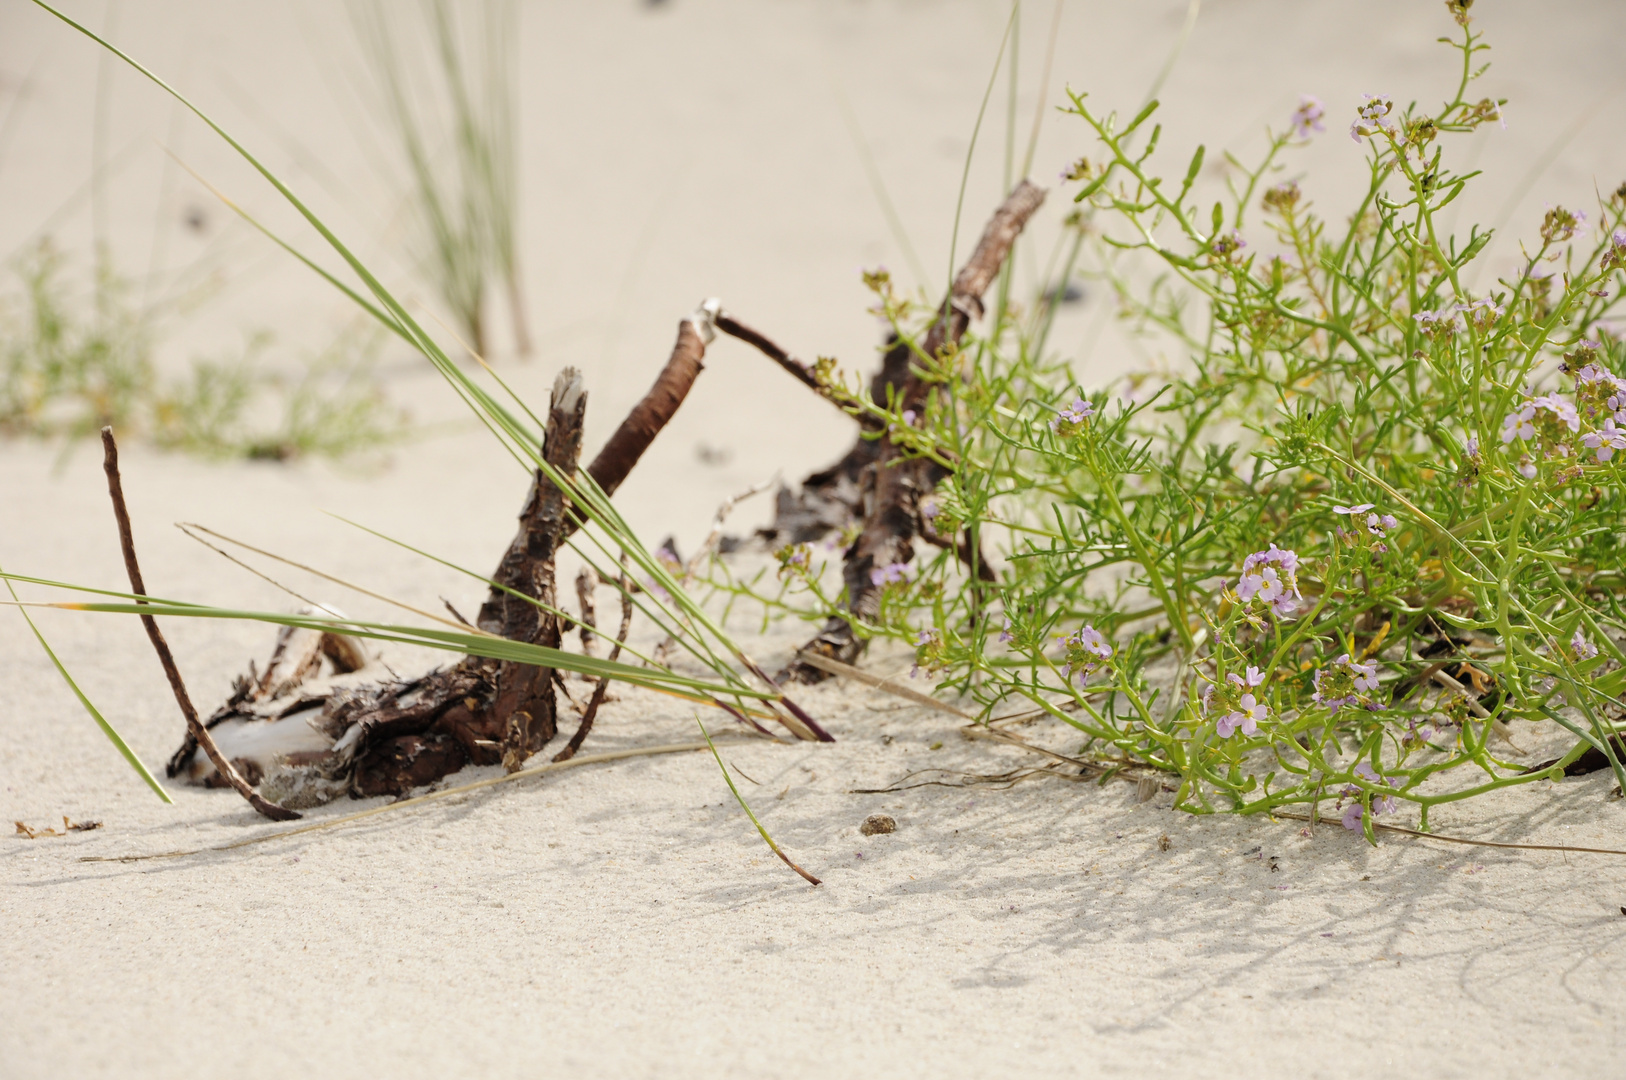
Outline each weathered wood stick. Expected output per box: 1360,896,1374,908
481,368,587,772
100,427,300,822
586,301,716,499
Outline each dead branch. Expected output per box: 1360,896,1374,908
575,566,598,658
780,180,1047,681
171,302,773,803
714,310,843,411
554,560,633,762
100,427,300,822
586,301,717,499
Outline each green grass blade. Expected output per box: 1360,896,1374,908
2,565,171,803
2,590,773,702
696,715,820,885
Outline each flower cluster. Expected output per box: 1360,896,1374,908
774,543,812,580
1203,666,1269,739
1349,94,1396,143
1603,230,1626,273
1333,502,1398,547
1312,653,1383,713
1261,181,1301,216
1058,625,1113,686
1570,354,1626,464
1413,297,1504,338
1540,206,1586,244
1235,545,1300,617
912,628,945,678
1463,96,1504,129
1412,304,1465,339
1051,396,1095,437
1208,230,1247,262
1062,157,1094,182
1339,762,1399,830
1290,96,1325,139
1501,393,1579,450
870,561,910,587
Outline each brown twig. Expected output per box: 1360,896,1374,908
714,310,843,411
99,428,300,822
574,566,598,658
554,560,634,762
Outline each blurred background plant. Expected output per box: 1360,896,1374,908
0,239,405,459
349,0,530,361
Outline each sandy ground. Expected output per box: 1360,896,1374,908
6,1,1626,1077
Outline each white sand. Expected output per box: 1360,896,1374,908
6,2,1626,1076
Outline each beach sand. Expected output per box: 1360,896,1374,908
5,2,1626,1076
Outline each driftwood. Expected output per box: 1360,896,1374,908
169,303,745,803
725,181,1047,681
165,181,1043,803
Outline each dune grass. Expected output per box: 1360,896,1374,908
349,0,530,359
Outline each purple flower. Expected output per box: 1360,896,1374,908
1312,653,1382,712
1073,625,1113,660
1465,435,1480,457
870,561,909,587
1236,546,1301,617
1573,629,1599,660
1501,404,1537,444
1291,95,1326,138
1413,305,1465,337
1341,803,1365,830
1349,659,1380,694
1541,206,1586,244
1333,503,1375,516
1461,297,1505,330
998,619,1015,644
1349,94,1395,142
1582,418,1626,462
921,498,941,520
1365,512,1398,537
1519,459,1538,480
1209,231,1247,260
1534,393,1581,432
1051,396,1095,435
1228,665,1266,689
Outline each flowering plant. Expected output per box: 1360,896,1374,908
713,5,1626,840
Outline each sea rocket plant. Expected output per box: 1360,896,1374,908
710,6,1626,837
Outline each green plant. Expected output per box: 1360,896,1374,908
715,4,1626,838
0,245,406,460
